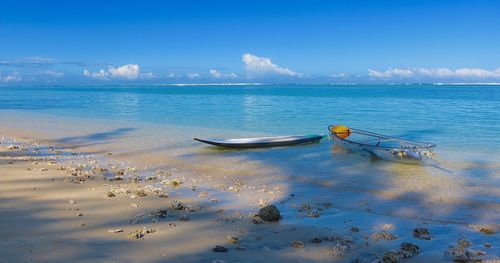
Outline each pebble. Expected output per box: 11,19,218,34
413,227,431,240
69,200,76,204
226,235,240,244
371,231,398,241
178,215,189,221
310,237,323,243
130,203,139,208
350,227,360,233
107,191,116,198
292,240,305,248
252,215,264,225
212,245,228,253
107,229,124,233
128,228,156,239
258,205,281,222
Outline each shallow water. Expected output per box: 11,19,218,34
1,84,499,225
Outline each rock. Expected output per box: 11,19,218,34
128,228,156,239
382,251,403,263
157,193,168,198
310,237,323,243
351,227,360,233
171,200,186,210
235,246,247,251
77,213,83,217
69,200,76,204
413,227,431,240
226,235,240,244
371,231,398,241
252,215,264,224
133,189,147,197
400,242,419,255
292,240,305,248
178,215,189,221
258,205,280,222
198,191,208,198
484,243,492,248
130,203,139,208
107,229,124,233
107,191,116,198
212,245,228,252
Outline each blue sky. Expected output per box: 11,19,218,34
1,0,500,84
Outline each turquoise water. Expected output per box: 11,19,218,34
1,84,499,224
1,84,499,160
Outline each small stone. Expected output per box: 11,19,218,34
252,215,264,224
134,189,147,197
226,235,240,244
130,203,139,208
212,245,228,252
413,227,431,240
400,242,419,255
371,231,397,241
235,246,247,251
258,205,280,222
350,227,360,233
158,193,168,198
310,237,323,243
178,215,189,221
484,243,492,248
77,213,83,217
79,223,86,227
382,251,403,263
69,200,76,204
128,228,156,239
107,191,116,198
292,240,305,248
198,191,208,198
107,229,124,233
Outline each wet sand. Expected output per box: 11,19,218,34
0,135,499,263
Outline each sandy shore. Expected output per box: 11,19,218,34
0,136,498,263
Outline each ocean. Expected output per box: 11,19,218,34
1,84,499,225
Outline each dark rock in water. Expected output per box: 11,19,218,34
445,239,485,262
413,227,431,240
178,214,189,221
382,251,403,263
212,245,228,252
226,235,240,244
400,242,420,254
258,205,280,222
350,227,360,233
252,215,264,224
310,237,323,243
171,200,186,210
371,231,398,241
292,240,305,248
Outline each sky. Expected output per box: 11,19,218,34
1,0,500,84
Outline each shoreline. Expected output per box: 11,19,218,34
1,133,498,262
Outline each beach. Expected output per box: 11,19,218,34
0,85,499,263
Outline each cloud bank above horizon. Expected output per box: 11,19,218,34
2,53,500,84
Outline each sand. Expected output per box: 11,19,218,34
0,135,498,263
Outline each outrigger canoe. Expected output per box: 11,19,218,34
328,125,435,164
194,134,325,148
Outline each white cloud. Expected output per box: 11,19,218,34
83,64,152,80
43,70,64,78
186,73,200,79
368,67,500,79
1,72,22,82
242,53,299,77
209,69,237,79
